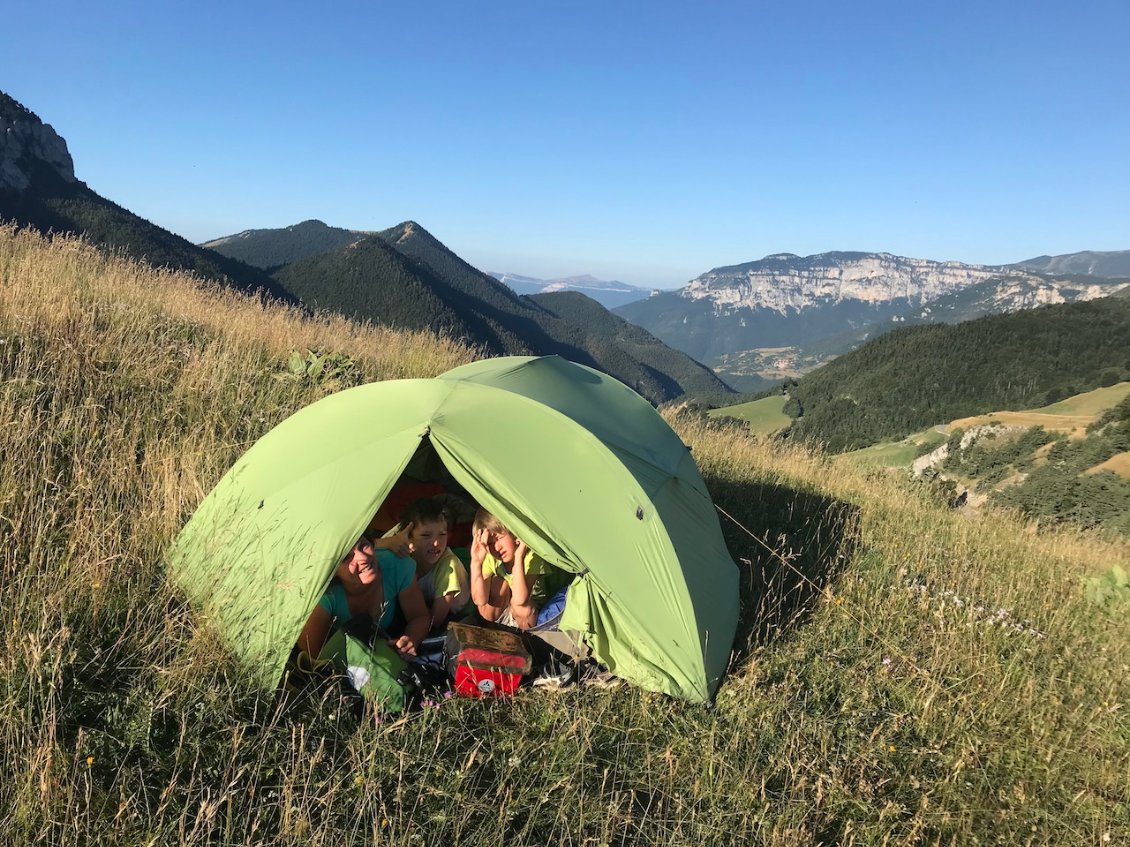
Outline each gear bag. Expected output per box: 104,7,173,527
319,629,408,713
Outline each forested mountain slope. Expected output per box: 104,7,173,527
275,222,734,404
527,291,735,404
788,297,1130,450
201,219,367,269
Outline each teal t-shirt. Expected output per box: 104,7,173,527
318,549,416,631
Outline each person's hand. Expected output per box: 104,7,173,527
389,634,416,659
514,538,529,570
470,527,489,566
376,522,414,558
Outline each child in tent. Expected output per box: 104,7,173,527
398,497,470,629
468,508,584,661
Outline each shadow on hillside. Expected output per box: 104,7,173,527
704,474,860,666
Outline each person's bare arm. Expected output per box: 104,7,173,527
508,541,539,630
391,578,430,658
509,539,532,607
469,528,506,620
430,594,453,630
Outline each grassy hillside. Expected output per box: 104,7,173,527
837,430,947,470
1,226,1127,845
708,394,792,435
789,297,1130,451
837,384,1130,534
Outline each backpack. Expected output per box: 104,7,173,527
319,629,408,714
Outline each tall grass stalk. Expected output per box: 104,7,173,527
1,226,1126,845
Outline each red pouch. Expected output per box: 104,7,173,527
444,622,532,697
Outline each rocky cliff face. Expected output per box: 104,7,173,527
0,93,76,193
910,273,1129,327
682,252,1044,315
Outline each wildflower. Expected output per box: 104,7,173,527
881,656,892,667
354,775,363,786
888,745,896,752
92,581,102,590
86,756,94,766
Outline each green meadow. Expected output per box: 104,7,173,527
708,394,791,435
836,430,947,471
1036,382,1130,416
1,227,1127,846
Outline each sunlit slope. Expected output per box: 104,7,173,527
788,299,1130,450
707,394,791,435
1,226,1126,846
840,382,1130,470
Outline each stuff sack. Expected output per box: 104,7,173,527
320,629,408,713
444,622,532,697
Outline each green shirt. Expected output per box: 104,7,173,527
418,548,469,606
482,550,571,609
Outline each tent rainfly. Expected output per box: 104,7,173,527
168,356,739,702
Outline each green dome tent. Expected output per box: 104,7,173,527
168,356,738,702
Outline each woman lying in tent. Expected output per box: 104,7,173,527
297,534,431,661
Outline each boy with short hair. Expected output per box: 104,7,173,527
398,497,470,629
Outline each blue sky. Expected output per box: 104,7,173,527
4,1,1128,287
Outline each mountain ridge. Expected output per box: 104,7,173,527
271,219,735,404
616,250,1129,382
1010,250,1130,278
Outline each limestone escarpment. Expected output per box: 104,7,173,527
0,93,76,193
682,252,1041,315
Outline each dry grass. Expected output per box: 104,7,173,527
947,411,1093,437
1086,451,1130,479
1,225,1127,846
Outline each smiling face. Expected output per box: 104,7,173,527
336,536,378,590
487,529,518,565
408,518,449,568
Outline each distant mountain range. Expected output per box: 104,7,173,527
489,272,654,309
616,251,1129,388
8,87,1129,412
1010,250,1130,278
